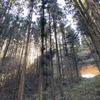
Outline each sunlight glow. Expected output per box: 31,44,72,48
57,0,65,6
82,74,95,78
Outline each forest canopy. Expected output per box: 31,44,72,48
0,0,100,100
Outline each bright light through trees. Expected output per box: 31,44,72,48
57,0,65,6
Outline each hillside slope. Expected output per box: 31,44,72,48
68,75,100,100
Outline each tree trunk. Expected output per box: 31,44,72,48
49,12,55,100
74,0,100,61
12,45,24,100
17,1,33,99
53,18,64,98
1,27,14,66
38,0,45,100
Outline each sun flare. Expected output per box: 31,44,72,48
82,74,95,78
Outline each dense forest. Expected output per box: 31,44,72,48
0,0,100,100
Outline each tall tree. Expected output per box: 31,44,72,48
17,1,34,100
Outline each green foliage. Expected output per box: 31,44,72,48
69,75,100,100
41,49,56,66
0,5,4,17
77,19,90,36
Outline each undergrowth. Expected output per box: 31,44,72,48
68,75,100,100
24,75,100,100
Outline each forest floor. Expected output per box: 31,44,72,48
0,48,100,100
68,75,100,100
23,74,100,100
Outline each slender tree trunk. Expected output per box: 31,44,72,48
59,42,64,81
53,18,64,98
1,64,8,99
71,41,79,82
14,40,19,57
38,0,45,100
78,0,100,37
44,35,48,90
1,27,14,66
17,29,30,100
1,15,19,65
12,45,24,100
17,1,33,100
61,31,71,100
49,12,55,100
74,0,100,61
